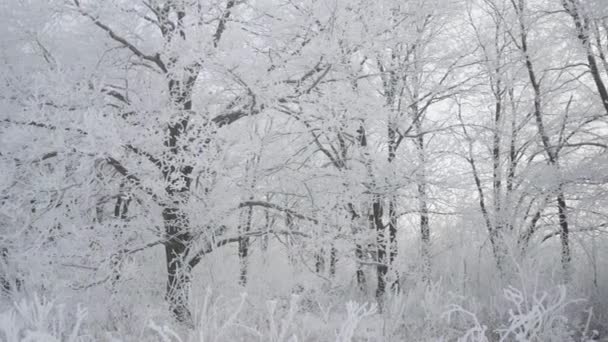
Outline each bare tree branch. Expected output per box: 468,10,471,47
239,200,318,224
188,229,310,268
2,118,88,136
213,0,236,47
104,156,159,201
124,144,162,169
73,0,167,73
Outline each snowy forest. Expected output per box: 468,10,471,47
2,0,608,340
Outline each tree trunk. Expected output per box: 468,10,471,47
373,199,387,302
358,122,389,303
238,204,253,286
262,208,270,253
163,207,193,325
387,196,398,291
354,242,366,291
419,200,430,281
162,96,194,324
329,244,337,278
0,247,22,296
385,123,399,292
315,248,325,274
514,0,571,279
557,191,571,279
349,202,366,290
285,212,297,266
506,88,517,232
354,126,369,290
460,111,507,274
416,119,431,283
563,0,608,116
492,86,503,232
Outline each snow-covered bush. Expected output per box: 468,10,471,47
0,294,87,342
496,285,581,341
444,283,587,342
146,290,376,342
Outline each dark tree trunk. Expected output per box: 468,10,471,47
262,207,271,254
557,191,571,279
329,245,337,278
111,191,130,287
113,183,131,220
285,212,297,266
349,202,366,290
373,199,387,302
163,207,193,325
384,124,399,292
238,204,253,286
514,0,571,279
506,88,518,232
490,84,507,275
354,126,369,290
355,243,367,291
0,247,10,294
415,120,431,283
358,121,390,303
419,198,430,281
0,247,22,295
387,197,398,291
162,89,194,324
563,0,608,116
315,248,325,274
461,113,507,274
492,85,503,232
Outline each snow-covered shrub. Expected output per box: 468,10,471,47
496,285,582,341
0,294,87,342
146,289,378,342
444,283,586,342
376,281,459,340
335,301,376,342
443,304,489,342
147,289,252,342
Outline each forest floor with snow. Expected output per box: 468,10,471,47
1,261,606,342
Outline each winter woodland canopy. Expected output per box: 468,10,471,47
2,0,608,340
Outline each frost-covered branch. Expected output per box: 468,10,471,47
73,0,167,73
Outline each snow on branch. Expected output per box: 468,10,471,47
73,0,168,73
238,200,318,224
